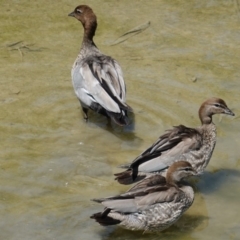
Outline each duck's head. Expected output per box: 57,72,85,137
68,5,97,33
199,97,234,124
166,161,196,184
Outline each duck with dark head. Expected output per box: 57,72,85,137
68,5,132,126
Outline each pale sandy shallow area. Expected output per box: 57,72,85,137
0,1,239,239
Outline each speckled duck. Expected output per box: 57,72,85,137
115,97,234,184
91,161,196,232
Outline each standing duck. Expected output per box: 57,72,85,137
115,97,234,184
91,161,196,232
68,5,132,125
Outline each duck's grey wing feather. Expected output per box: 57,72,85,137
87,56,130,109
103,59,126,100
73,54,131,114
79,63,122,113
95,187,179,213
93,185,168,203
127,174,166,192
123,125,202,177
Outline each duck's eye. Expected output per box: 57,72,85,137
76,9,82,14
214,103,221,107
185,167,192,172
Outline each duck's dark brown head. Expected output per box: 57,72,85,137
199,97,234,124
166,161,196,185
68,5,97,39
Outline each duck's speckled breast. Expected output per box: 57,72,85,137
185,123,216,173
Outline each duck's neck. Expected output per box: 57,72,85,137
200,115,212,125
82,20,97,47
199,106,213,125
166,172,179,187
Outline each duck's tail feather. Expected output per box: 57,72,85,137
125,103,133,112
90,212,121,226
109,110,131,126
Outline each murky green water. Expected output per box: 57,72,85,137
0,0,239,239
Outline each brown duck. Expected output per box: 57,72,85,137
115,97,234,184
91,161,196,232
68,5,132,125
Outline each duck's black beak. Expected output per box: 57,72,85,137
224,108,235,116
68,11,75,17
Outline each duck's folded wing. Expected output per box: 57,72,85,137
136,188,180,210
79,56,130,112
127,174,166,192
94,187,179,213
128,125,202,173
93,183,169,203
79,64,119,113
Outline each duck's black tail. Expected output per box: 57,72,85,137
109,110,131,126
90,212,121,226
108,101,133,126
91,102,132,126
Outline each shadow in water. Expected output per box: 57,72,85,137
87,111,141,143
192,168,240,194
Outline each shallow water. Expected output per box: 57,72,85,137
0,0,239,239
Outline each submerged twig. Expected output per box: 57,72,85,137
17,47,23,60
110,21,150,46
234,0,240,20
6,41,45,59
6,41,23,47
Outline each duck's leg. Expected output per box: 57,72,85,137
82,107,89,122
106,116,111,126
